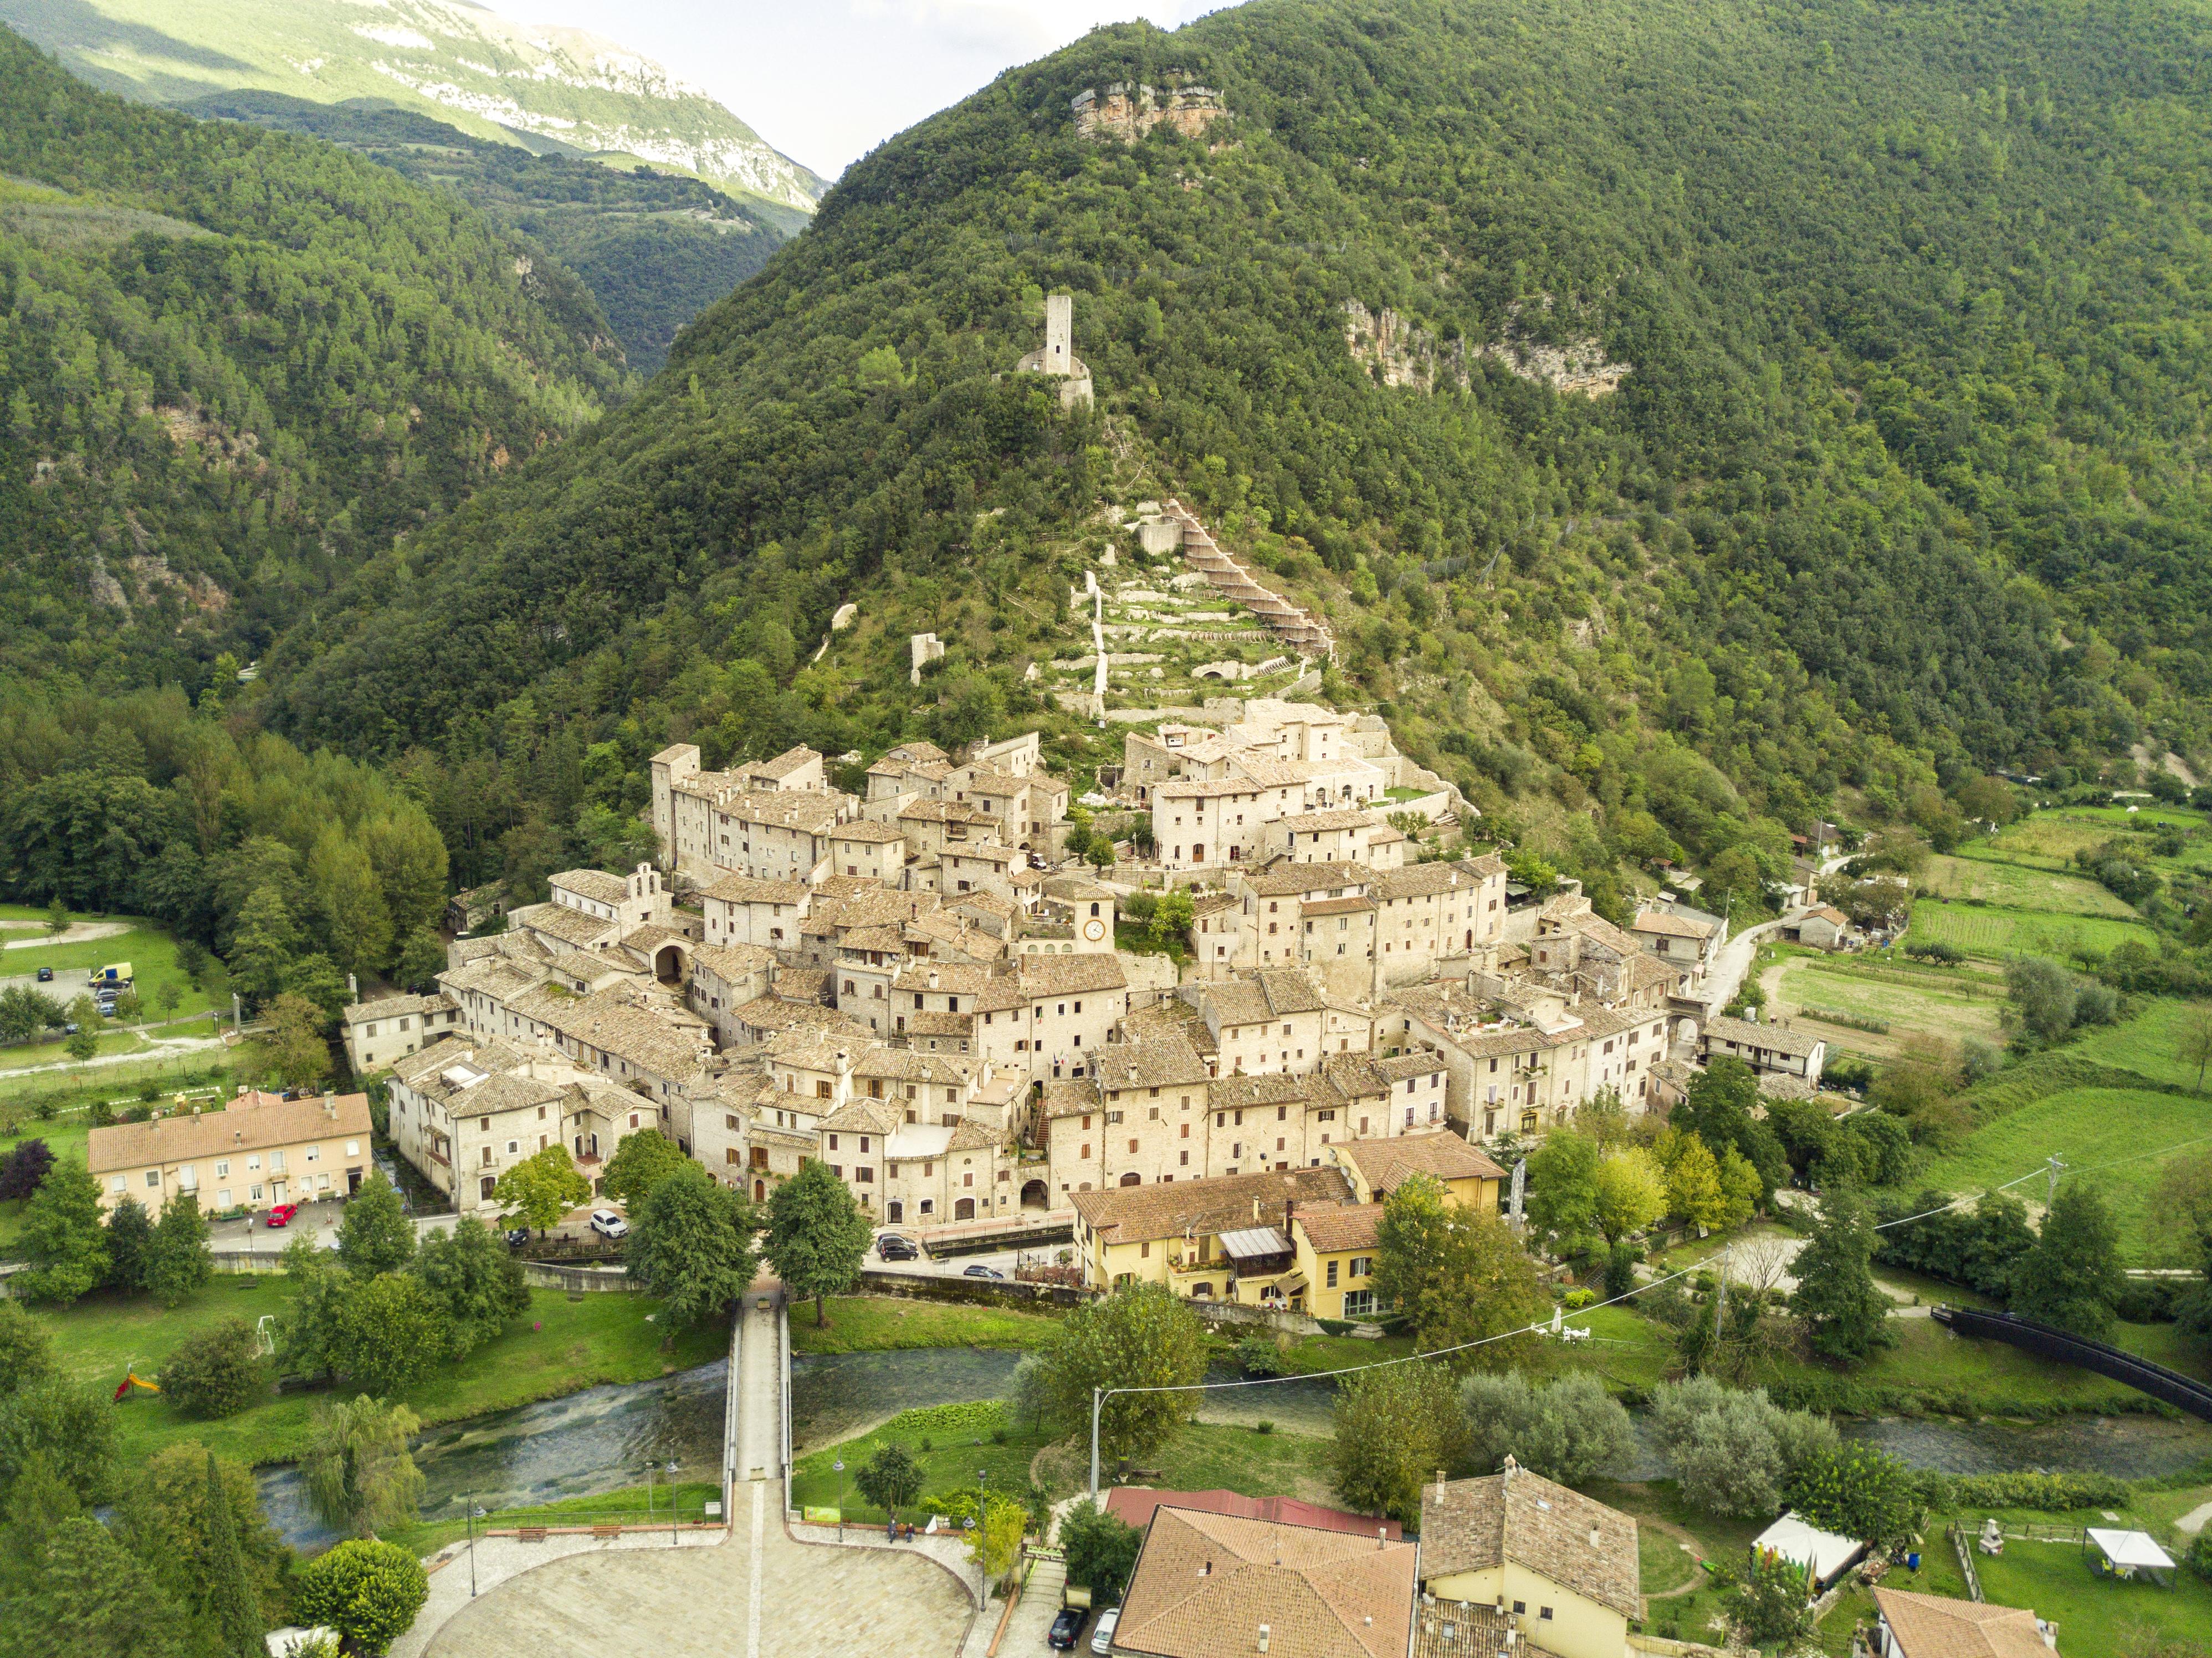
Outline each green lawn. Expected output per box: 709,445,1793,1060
1968,1536,2212,1657
34,1280,724,1466
1924,854,2142,917
1915,1086,2208,1262
790,1399,1047,1521
1906,900,2159,962
787,1294,1064,1354
1150,1420,1336,1502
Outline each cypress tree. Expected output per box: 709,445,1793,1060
202,1452,264,1658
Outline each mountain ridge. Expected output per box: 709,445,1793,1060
0,0,825,220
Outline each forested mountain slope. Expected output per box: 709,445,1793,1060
0,29,629,685
263,0,2212,903
0,0,824,221
182,92,787,372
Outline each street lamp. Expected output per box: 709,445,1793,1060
467,1496,486,1598
834,1459,846,1541
668,1461,679,1544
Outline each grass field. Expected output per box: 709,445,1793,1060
1905,899,2159,961
2070,998,2212,1093
1775,957,2006,1048
35,1279,724,1466
1914,1086,2211,1263
787,1295,1064,1354
383,1478,723,1557
1923,854,2142,917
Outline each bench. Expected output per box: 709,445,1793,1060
518,1527,547,1543
591,1525,623,1541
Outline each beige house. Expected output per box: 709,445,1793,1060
1419,1463,1640,1658
340,990,460,1074
1872,1587,2060,1658
1109,1505,1415,1658
90,1090,373,1216
1699,1013,1827,1088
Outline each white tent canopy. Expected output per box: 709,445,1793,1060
1752,1511,1868,1590
2087,1529,2175,1571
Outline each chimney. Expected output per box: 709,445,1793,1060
1377,1526,1388,1549
348,973,358,1000
1590,1526,1602,1549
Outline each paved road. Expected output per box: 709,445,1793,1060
1697,919,1782,1016
420,1287,976,1658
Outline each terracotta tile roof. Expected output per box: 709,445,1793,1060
1411,1600,1555,1658
1871,1589,2055,1658
91,1091,372,1173
1334,1132,1506,1194
1369,861,1498,902
1630,909,1709,940
1041,1078,1102,1121
1704,1015,1822,1060
1292,1201,1383,1254
1015,954,1127,996
1113,1507,1416,1658
1240,861,1371,897
718,788,847,833
342,991,454,1025
1417,1465,1638,1620
831,819,909,843
1104,1489,1400,1541
1093,1035,1213,1092
699,874,809,905
549,868,632,906
1073,1165,1352,1244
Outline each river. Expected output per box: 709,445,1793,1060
256,1344,2212,1550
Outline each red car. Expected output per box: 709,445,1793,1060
265,1203,299,1228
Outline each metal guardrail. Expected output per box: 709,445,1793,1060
1933,1304,2212,1421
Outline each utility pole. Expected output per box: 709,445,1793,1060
1712,1244,1730,1344
2045,1155,2066,1209
1089,1386,1104,1497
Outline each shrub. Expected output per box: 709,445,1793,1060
1735,1553,1813,1645
1236,1334,1287,1376
1561,1288,1596,1311
1950,1471,2131,1511
159,1318,267,1419
293,1539,428,1656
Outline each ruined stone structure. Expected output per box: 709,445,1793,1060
1015,293,1094,410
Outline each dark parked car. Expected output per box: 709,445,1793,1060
34,967,52,982
505,1227,531,1251
1047,1607,1088,1650
962,1263,1005,1280
876,1235,919,1261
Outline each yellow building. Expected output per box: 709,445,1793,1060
1419,1462,1640,1658
1286,1201,1385,1321
1069,1165,1354,1301
1325,1129,1507,1211
89,1090,375,1216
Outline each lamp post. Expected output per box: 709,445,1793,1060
978,1466,989,1603
467,1496,485,1598
834,1459,846,1541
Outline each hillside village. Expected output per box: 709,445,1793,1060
339,665,1833,1311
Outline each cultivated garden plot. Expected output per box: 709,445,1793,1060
1921,853,2143,917
1904,899,2158,962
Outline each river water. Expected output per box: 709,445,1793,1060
256,1344,2212,1550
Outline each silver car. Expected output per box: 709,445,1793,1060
1090,1609,1119,1654
588,1208,629,1239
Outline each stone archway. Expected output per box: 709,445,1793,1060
1118,1171,1141,1187
954,1197,976,1221
652,941,688,985
1020,1179,1049,1211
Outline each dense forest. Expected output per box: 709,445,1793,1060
181,93,788,373
226,0,2212,912
11,0,2212,956
0,29,630,690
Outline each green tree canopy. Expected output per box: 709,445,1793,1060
300,1398,425,1538
147,1188,213,1308
625,1163,760,1333
1789,1193,1894,1363
2011,1182,2126,1340
491,1145,591,1236
597,1128,693,1209
762,1160,870,1326
1371,1174,1545,1365
411,1217,529,1357
292,1539,429,1657
16,1159,108,1305
1327,1360,1468,1524
1038,1282,1207,1465
336,1171,416,1276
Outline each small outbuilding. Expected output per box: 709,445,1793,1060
1750,1511,1868,1594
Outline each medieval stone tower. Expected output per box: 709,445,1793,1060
1015,294,1094,410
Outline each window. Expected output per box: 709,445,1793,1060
216,1160,231,1179
1342,1288,1375,1317
109,1175,126,1194
345,1139,361,1157
1325,1260,1339,1288
829,1134,839,1150
145,1170,161,1189
506,1140,519,1155
250,1184,264,1202
270,1150,286,1172
1539,1608,1554,1623
217,1189,231,1207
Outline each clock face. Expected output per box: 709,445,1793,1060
1083,918,1107,941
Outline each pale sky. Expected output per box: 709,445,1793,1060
498,0,1243,180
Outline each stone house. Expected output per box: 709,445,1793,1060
1042,1034,1217,1195
339,990,460,1075
685,942,776,1049
1194,967,1330,1077
1369,857,1509,974
386,1038,646,1211
1698,1013,1826,1088
826,818,908,883
971,953,1129,1082
699,873,811,950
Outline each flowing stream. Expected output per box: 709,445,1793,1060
256,1343,2212,1550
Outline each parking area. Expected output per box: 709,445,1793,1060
867,1231,1033,1283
